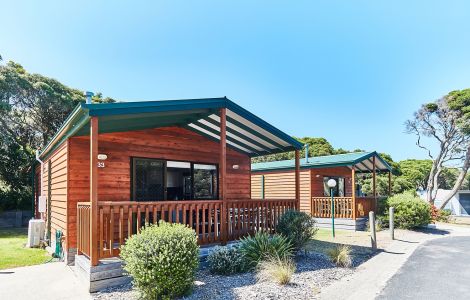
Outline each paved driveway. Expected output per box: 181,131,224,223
378,236,470,300
0,262,90,300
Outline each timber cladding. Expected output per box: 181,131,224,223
67,126,251,249
40,141,68,249
251,166,353,213
251,170,311,212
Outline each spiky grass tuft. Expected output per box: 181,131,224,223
256,255,296,285
326,244,352,268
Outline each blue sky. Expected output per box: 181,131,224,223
2,1,470,161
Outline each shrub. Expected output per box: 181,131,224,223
256,255,296,285
430,205,440,223
326,245,352,268
277,210,318,251
120,221,199,300
239,231,293,269
386,193,431,229
206,246,248,275
438,209,452,222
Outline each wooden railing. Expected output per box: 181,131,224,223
311,196,378,219
77,198,296,260
355,197,376,218
311,197,354,218
77,202,91,257
226,199,295,241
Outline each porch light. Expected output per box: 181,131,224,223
97,154,108,160
327,179,336,238
232,164,239,169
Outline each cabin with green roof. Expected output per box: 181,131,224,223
34,97,304,291
251,151,392,230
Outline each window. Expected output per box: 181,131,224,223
193,164,218,200
132,158,218,201
323,176,345,197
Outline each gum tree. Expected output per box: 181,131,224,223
406,90,470,206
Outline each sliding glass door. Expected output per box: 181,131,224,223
132,158,218,201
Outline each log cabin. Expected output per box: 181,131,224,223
251,151,392,230
34,97,304,277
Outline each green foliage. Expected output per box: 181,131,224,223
239,231,293,269
277,210,317,251
256,255,296,285
0,59,114,210
120,222,199,300
383,192,431,229
437,209,452,222
447,88,470,134
206,246,248,275
398,159,432,190
326,245,352,268
251,136,363,163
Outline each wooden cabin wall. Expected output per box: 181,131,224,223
251,170,311,213
67,126,251,249
40,141,68,249
311,167,353,198
251,166,353,214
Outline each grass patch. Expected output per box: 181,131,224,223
0,228,49,270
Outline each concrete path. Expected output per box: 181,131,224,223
320,224,470,300
377,235,470,299
0,262,91,300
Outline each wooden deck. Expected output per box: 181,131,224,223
77,198,296,260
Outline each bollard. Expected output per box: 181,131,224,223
389,207,395,240
369,211,377,250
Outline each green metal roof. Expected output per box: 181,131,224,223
251,151,392,172
39,97,303,159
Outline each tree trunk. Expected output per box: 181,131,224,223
440,147,470,209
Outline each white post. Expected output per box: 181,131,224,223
369,211,377,250
389,207,395,240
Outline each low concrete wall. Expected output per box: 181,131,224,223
0,210,32,228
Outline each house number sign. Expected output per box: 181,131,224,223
98,162,105,168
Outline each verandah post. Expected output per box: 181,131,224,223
295,150,300,211
90,117,99,266
351,167,356,220
219,108,227,245
373,155,377,213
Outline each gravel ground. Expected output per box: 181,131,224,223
93,252,368,300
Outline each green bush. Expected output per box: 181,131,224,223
206,246,248,275
120,222,199,300
384,192,431,229
239,231,293,269
437,208,452,222
277,210,318,251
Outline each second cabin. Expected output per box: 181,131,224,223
251,151,392,231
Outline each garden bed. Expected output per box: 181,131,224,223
93,251,371,300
